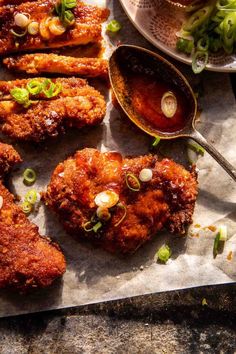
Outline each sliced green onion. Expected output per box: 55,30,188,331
217,0,236,11
176,38,194,54
21,201,33,214
10,87,30,108
218,225,228,241
156,245,172,263
152,136,161,147
93,221,102,233
64,0,77,8
139,168,153,182
107,19,122,33
23,168,36,185
222,12,236,53
24,189,39,205
10,28,27,37
63,10,75,26
83,221,94,232
213,231,221,258
125,173,141,192
114,202,127,227
185,0,205,13
42,79,62,98
197,36,209,51
27,80,43,95
183,5,214,32
192,50,209,74
96,207,111,221
187,141,205,156
161,91,177,118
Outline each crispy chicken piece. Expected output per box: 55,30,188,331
4,54,108,78
44,148,198,254
0,142,66,291
0,0,109,55
0,77,106,142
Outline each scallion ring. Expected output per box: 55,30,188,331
114,202,127,227
21,201,33,214
107,19,122,33
156,245,172,263
197,36,209,52
63,10,75,26
10,87,30,107
27,80,43,95
192,50,209,74
10,28,28,37
125,173,141,192
23,168,36,185
42,79,62,98
161,91,177,118
24,189,39,205
152,136,161,147
64,0,77,9
83,221,94,232
93,221,102,233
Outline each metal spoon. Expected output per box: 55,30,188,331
108,44,236,181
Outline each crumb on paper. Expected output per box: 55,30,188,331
227,251,233,261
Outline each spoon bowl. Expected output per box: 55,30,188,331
109,45,236,181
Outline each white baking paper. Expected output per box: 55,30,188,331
0,0,235,317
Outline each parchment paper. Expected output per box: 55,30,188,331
0,0,236,318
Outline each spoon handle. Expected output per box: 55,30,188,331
190,130,236,182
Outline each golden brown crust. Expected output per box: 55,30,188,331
4,54,108,78
0,143,66,291
0,141,22,177
44,148,198,254
0,0,109,55
0,77,106,141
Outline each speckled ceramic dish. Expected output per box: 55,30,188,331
119,0,236,72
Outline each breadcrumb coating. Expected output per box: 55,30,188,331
44,148,198,254
0,142,66,291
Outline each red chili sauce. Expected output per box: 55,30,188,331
129,75,189,134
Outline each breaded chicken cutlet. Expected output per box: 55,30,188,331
0,0,109,55
44,148,198,254
0,142,66,291
4,54,108,78
0,77,106,142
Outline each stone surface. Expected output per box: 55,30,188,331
0,285,236,353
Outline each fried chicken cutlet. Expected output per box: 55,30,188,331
44,148,198,254
4,54,108,78
0,142,66,291
0,0,109,55
0,77,106,142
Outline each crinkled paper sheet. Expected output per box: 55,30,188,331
0,0,236,317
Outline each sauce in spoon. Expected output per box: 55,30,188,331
129,74,190,134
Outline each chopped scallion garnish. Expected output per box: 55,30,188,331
152,136,161,147
83,221,94,232
156,245,172,263
23,168,37,185
107,19,122,33
10,87,31,108
24,189,38,205
125,173,141,192
42,79,62,98
93,221,102,233
27,80,43,95
21,201,33,214
219,225,228,241
114,202,127,227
